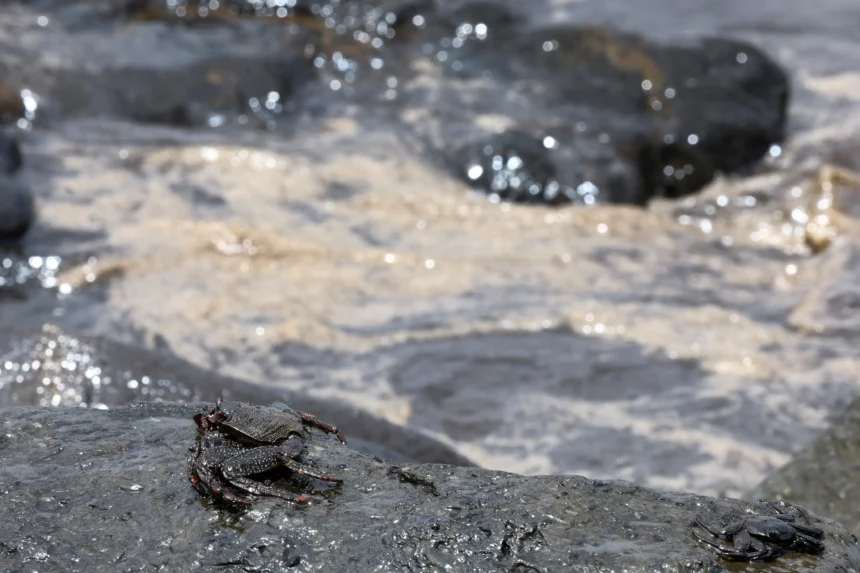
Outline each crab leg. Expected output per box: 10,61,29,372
761,499,815,526
692,529,750,559
692,529,773,561
760,499,825,539
793,524,825,538
695,516,744,538
794,532,826,553
218,443,339,500
280,458,344,483
221,475,315,504
297,410,347,444
276,440,344,483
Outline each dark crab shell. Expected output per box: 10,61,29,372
206,401,306,445
194,398,346,446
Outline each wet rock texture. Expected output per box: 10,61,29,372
749,394,860,539
0,324,475,467
0,0,788,205
2,402,859,573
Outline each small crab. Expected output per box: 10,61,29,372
195,397,346,446
692,501,825,562
188,399,346,505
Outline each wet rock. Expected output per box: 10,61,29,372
1,1,787,204
748,394,860,538
451,129,646,205
0,8,319,127
431,16,789,205
0,176,33,241
0,84,24,124
0,323,474,466
46,55,316,128
0,130,32,241
1,402,858,572
0,130,21,174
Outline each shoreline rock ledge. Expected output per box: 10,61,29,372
748,394,860,540
2,403,859,572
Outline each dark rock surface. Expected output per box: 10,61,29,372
429,16,789,205
0,130,32,241
0,176,34,241
2,402,858,573
0,130,21,175
449,129,645,205
748,394,860,539
0,324,474,467
0,0,789,205
0,23,318,128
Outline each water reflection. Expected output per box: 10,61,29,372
0,324,196,409
0,254,64,292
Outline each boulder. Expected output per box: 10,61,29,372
426,14,789,204
1,402,858,572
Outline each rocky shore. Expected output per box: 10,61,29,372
3,0,860,569
748,393,860,539
2,401,859,572
2,325,860,571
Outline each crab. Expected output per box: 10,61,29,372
187,399,346,505
195,398,347,446
692,500,825,562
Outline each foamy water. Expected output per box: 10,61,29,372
4,0,860,498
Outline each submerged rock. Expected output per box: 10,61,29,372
748,394,860,538
0,324,474,466
0,402,858,572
